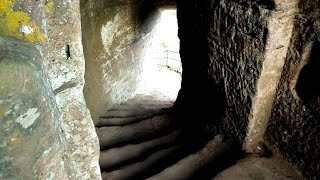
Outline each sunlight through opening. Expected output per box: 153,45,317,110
135,9,181,101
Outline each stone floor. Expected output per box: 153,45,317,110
95,97,303,180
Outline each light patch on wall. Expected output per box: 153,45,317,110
0,0,45,43
49,64,77,90
43,148,52,155
101,14,120,55
100,12,134,56
20,25,33,34
15,108,40,128
244,0,298,152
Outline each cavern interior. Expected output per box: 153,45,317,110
0,0,319,179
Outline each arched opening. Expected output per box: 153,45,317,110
80,2,190,178
81,1,180,121
135,9,181,101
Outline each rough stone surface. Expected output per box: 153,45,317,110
81,0,162,122
1,0,319,179
207,0,272,144
266,1,320,179
244,0,298,152
42,0,101,178
176,0,273,143
1,0,101,179
0,0,45,43
0,37,67,179
176,0,319,178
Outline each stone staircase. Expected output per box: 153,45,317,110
96,97,302,180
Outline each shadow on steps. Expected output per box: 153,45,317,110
96,98,240,180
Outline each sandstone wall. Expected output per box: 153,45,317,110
176,0,273,143
0,37,68,179
80,0,162,122
42,0,101,178
0,0,100,179
207,0,273,144
177,0,318,178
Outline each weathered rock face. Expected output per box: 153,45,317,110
176,0,274,143
266,1,320,178
176,0,319,178
207,0,274,144
42,0,101,178
80,0,162,122
0,37,67,179
1,0,319,179
0,0,100,179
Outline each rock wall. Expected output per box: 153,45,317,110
0,0,100,179
207,0,273,144
176,0,319,178
176,0,273,143
80,0,162,122
41,0,101,178
0,37,68,179
266,1,320,178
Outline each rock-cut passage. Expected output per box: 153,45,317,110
95,96,302,180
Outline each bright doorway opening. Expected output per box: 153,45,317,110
135,9,181,101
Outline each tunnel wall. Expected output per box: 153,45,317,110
207,1,274,144
81,0,162,121
0,37,68,179
176,0,273,143
0,0,101,179
177,0,319,178
266,1,320,178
